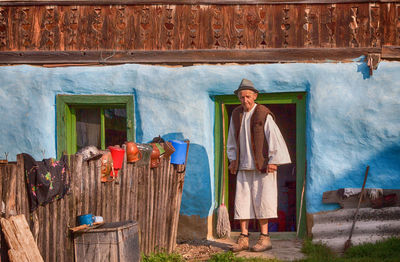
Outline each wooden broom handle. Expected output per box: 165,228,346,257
221,103,226,205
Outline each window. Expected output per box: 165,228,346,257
56,95,134,158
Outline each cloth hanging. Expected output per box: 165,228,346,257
22,153,70,212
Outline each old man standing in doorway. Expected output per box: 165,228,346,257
227,78,291,252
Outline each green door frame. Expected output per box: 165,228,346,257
56,95,135,159
214,92,307,238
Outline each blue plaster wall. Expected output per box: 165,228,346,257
0,61,399,217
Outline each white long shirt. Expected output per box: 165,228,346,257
227,104,291,170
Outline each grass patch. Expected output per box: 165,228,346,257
299,237,400,262
343,237,400,262
300,238,337,261
142,252,184,262
209,251,281,262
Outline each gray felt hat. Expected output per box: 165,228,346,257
234,79,259,95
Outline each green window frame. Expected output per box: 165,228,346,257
214,92,307,238
56,95,135,159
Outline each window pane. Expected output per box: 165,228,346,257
76,108,101,150
105,108,127,147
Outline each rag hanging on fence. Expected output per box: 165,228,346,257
22,153,70,212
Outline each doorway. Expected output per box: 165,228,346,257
214,92,306,237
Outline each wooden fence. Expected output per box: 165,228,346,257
0,152,186,261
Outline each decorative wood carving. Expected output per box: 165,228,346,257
211,5,223,48
233,5,245,48
258,7,268,48
62,6,79,50
40,6,59,50
138,6,150,49
396,4,400,45
17,7,33,49
326,4,336,47
370,3,381,47
0,3,397,55
281,6,290,48
188,5,199,49
115,5,127,49
349,7,359,47
0,8,8,48
164,6,175,49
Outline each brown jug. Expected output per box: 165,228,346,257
125,141,142,163
150,143,160,168
100,151,113,182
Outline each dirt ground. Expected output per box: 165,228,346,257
176,233,305,261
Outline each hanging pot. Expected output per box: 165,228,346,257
108,146,125,177
150,143,160,168
100,150,112,182
125,141,142,163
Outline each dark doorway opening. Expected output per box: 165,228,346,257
226,103,297,232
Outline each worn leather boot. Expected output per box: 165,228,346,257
231,233,249,252
251,233,272,252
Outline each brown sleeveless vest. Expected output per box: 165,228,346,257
231,104,274,173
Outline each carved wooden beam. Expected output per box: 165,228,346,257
382,45,400,58
0,48,381,64
1,0,400,5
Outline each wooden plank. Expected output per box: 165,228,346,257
382,45,400,58
160,158,169,250
323,189,400,208
58,197,65,261
66,155,76,261
1,0,400,6
95,158,101,219
0,48,384,64
100,169,107,220
88,160,95,217
171,171,185,252
131,163,137,221
0,214,44,262
120,162,127,221
169,166,177,252
5,164,17,218
49,203,56,262
149,167,155,252
137,166,145,253
153,165,161,251
75,155,83,218
16,155,23,216
43,205,50,261
82,161,89,215
36,207,43,261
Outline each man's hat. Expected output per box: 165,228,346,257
234,78,259,95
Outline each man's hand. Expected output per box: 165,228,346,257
228,160,238,174
267,164,278,173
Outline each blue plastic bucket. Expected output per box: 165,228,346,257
169,140,187,165
78,214,94,226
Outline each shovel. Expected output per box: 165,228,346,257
344,165,370,252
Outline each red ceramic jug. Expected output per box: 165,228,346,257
125,141,142,163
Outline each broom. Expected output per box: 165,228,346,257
216,103,231,239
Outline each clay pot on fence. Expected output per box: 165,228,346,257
125,141,142,163
100,151,113,182
150,143,160,168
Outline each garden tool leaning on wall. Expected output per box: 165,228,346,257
216,103,231,238
344,165,370,251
